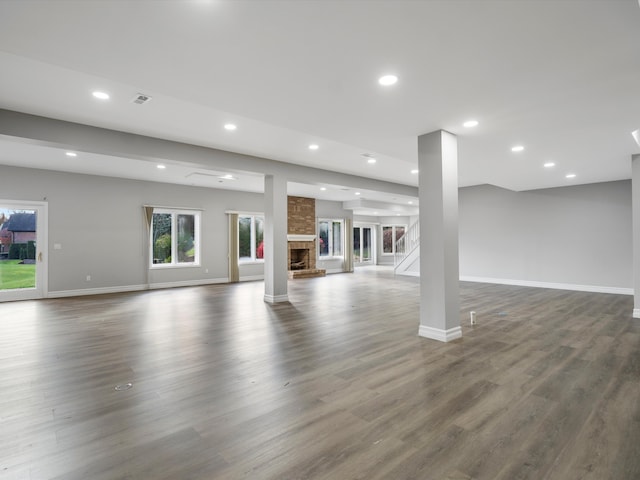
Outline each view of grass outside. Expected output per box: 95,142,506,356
1,208,38,290
0,260,36,289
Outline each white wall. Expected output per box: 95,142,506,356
353,215,378,224
0,165,265,295
0,166,357,295
5,164,629,296
459,181,633,292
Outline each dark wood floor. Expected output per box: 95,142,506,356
1,267,639,479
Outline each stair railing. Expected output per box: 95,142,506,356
394,221,419,269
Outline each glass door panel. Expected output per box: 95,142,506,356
353,225,374,266
362,227,372,262
0,202,46,302
353,227,361,263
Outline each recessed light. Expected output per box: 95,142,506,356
355,192,361,196
411,169,419,174
408,201,413,205
308,144,319,150
65,152,77,157
544,162,555,168
511,145,525,152
362,153,377,164
220,174,236,180
374,212,378,215
224,124,237,131
92,91,110,100
378,75,398,86
566,173,576,179
463,120,479,128
157,164,166,170
320,187,327,191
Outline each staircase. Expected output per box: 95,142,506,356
394,221,420,276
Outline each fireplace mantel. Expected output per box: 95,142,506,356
287,234,316,242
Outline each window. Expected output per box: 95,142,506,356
318,219,343,257
382,225,406,255
151,209,200,267
239,214,264,262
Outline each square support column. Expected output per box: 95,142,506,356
264,174,289,303
418,130,461,341
633,154,640,318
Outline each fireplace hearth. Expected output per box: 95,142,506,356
287,238,325,279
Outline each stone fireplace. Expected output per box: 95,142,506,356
287,196,326,279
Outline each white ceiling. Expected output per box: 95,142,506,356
0,0,639,214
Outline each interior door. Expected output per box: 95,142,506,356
0,201,47,302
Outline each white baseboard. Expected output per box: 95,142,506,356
264,294,289,303
418,325,462,342
239,275,264,282
48,278,229,299
460,276,633,296
323,268,344,275
395,270,420,277
48,284,148,298
149,278,228,290
633,308,640,319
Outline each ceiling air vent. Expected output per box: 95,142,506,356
132,93,152,105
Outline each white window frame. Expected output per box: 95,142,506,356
238,214,265,264
150,208,201,268
381,224,407,256
318,218,344,259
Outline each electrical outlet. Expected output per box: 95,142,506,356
86,275,91,282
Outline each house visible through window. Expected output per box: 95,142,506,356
239,214,264,262
318,219,343,257
382,225,406,254
151,209,200,266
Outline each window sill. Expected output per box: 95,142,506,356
150,263,201,270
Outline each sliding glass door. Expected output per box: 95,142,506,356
0,201,47,301
353,225,374,265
